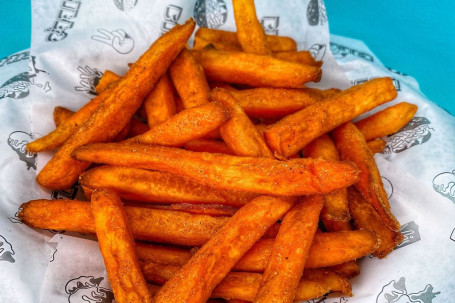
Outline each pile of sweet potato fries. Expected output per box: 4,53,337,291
19,0,418,302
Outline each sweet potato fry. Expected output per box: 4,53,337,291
367,138,387,154
332,122,400,231
304,87,341,99
254,196,323,303
273,51,322,67
151,195,296,303
302,134,350,223
26,84,114,153
355,102,418,141
191,50,321,88
18,199,229,246
194,28,297,52
136,242,192,266
141,203,238,217
169,48,210,109
95,70,121,94
27,69,122,153
348,187,404,258
127,102,230,147
127,119,149,137
229,87,321,118
143,73,177,128
324,261,360,279
233,0,270,55
265,77,397,158
35,19,196,189
212,88,274,158
142,264,350,301
72,143,359,196
79,165,257,206
184,139,236,155
214,271,350,301
51,106,141,142
91,190,151,303
53,106,75,127
235,230,378,271
301,269,352,296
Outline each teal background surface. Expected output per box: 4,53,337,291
0,0,453,114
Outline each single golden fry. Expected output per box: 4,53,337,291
355,102,418,141
235,230,378,271
214,271,350,302
36,19,196,189
51,107,143,142
212,88,274,158
324,261,360,279
91,190,152,303
27,70,121,153
151,196,296,303
192,50,321,88
184,139,236,155
265,77,397,158
348,187,404,258
332,122,400,231
127,119,149,137
136,242,192,267
95,70,121,94
233,0,270,55
273,51,322,67
18,199,229,246
143,73,177,128
194,27,297,52
255,196,323,303
26,84,113,153
72,143,359,196
367,138,387,154
229,87,321,118
79,165,257,207
141,203,237,217
128,102,229,147
53,106,75,128
302,134,350,223
301,269,352,296
169,48,211,109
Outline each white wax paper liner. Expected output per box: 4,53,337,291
0,0,453,302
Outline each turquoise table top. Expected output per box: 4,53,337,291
1,0,453,114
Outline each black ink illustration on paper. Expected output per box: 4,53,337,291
0,235,15,263
194,0,227,29
65,276,115,303
162,5,184,34
309,44,326,61
113,0,138,12
377,277,440,303
307,0,327,26
0,51,29,69
395,221,421,250
432,170,455,202
45,0,82,42
261,17,279,35
383,117,433,154
330,42,374,62
92,29,135,54
75,66,103,95
7,131,37,170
